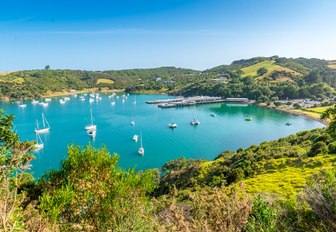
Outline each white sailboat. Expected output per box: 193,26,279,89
111,101,115,106
32,100,39,105
85,109,97,131
34,133,44,151
168,116,177,128
190,106,200,126
138,133,144,156
133,134,138,142
133,96,136,104
35,113,50,134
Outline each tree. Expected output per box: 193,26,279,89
257,67,267,76
45,65,50,70
321,105,336,138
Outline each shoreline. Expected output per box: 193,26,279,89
1,88,125,102
262,105,328,126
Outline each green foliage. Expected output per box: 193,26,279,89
245,195,277,232
39,145,160,230
257,67,268,76
300,168,336,230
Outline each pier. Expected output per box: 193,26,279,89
146,96,249,108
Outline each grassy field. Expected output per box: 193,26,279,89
96,78,114,85
0,77,25,84
241,60,300,78
241,155,336,198
328,64,336,69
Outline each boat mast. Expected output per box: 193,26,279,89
36,120,39,130
90,109,93,125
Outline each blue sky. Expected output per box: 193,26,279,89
0,0,335,71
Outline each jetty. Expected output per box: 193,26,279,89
146,96,249,108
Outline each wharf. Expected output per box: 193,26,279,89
147,96,249,108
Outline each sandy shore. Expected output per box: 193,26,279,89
263,105,328,126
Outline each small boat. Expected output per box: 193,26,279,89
42,102,49,107
111,101,115,106
133,96,136,104
133,134,138,142
79,96,85,101
64,97,70,101
34,133,44,151
18,104,27,108
45,98,52,102
32,100,39,105
210,113,216,117
168,116,177,128
35,113,50,134
190,118,200,126
122,99,125,103
59,99,65,104
138,133,144,156
285,122,292,126
89,98,94,103
85,109,97,131
88,129,96,138
245,117,252,121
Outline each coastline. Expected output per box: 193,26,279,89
262,105,328,126
0,88,125,102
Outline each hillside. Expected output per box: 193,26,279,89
240,60,301,80
1,56,336,103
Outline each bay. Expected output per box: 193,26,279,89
0,94,324,177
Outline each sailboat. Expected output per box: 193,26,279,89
138,133,144,156
85,109,97,131
133,96,136,104
34,113,50,134
168,116,177,128
133,134,138,142
190,106,200,126
34,133,44,151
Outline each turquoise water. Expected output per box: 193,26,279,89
0,94,324,177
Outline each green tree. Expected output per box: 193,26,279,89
44,65,50,70
257,67,268,76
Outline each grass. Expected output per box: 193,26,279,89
241,60,300,79
0,77,25,84
328,64,336,69
241,155,336,198
97,78,114,85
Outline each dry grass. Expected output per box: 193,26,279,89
96,78,114,85
241,60,301,78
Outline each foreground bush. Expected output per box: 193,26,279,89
39,145,160,231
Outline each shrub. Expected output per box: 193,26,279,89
299,168,336,230
308,141,327,157
328,141,336,154
245,195,277,232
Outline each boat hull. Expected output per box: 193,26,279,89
35,128,50,134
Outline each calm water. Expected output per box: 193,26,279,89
0,94,324,177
